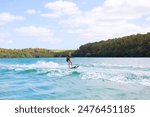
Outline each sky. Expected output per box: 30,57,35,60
0,0,150,49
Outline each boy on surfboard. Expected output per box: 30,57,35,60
66,52,72,68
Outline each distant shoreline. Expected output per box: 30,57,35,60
0,33,150,58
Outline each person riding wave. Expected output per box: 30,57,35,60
66,52,72,68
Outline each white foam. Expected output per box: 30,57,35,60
28,61,60,69
1,61,61,70
100,63,150,69
139,79,150,86
47,70,66,77
81,71,103,80
1,60,150,87
79,68,150,87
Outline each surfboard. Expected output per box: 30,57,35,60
71,65,79,69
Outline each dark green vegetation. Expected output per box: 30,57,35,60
0,33,150,58
0,48,75,58
74,33,150,57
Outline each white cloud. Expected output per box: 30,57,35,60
103,0,150,20
41,1,80,18
0,32,13,44
15,26,59,42
39,0,150,42
79,21,150,41
104,0,150,8
61,0,150,41
26,9,36,15
0,12,24,25
146,16,150,21
40,13,60,18
64,0,150,26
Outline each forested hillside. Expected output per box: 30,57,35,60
74,33,150,57
0,48,54,58
0,33,149,58
0,48,74,58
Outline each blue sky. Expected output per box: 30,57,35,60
0,0,150,49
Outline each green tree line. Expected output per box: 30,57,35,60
0,33,149,58
0,48,54,58
0,48,75,58
74,33,150,57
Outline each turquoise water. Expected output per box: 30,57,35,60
0,58,150,100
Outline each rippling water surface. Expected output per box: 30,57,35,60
0,58,150,100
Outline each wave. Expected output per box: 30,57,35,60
0,61,61,71
0,60,150,87
0,61,82,78
16,69,38,74
0,61,65,76
80,70,150,87
81,63,150,71
1,61,150,72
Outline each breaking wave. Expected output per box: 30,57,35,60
0,61,150,86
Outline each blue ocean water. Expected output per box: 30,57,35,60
0,58,150,100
